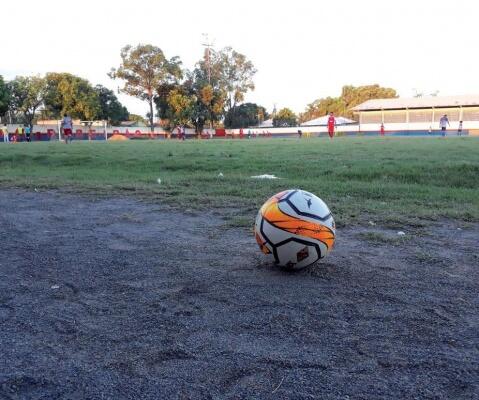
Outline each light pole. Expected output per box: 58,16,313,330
201,33,213,85
202,33,215,129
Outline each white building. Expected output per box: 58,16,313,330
351,95,479,134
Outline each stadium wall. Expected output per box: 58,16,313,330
1,122,477,142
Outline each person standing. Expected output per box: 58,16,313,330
327,112,336,139
380,123,385,136
458,120,463,136
61,114,73,143
1,125,8,143
439,114,449,137
25,125,31,142
16,126,24,142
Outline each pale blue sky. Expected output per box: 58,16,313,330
2,0,478,116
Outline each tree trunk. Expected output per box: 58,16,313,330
24,111,33,133
148,97,154,132
29,107,36,136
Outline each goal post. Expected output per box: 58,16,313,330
79,120,108,141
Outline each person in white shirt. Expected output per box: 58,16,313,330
439,114,450,137
2,125,8,142
61,114,73,143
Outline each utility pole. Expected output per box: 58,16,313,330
202,33,213,84
202,33,214,129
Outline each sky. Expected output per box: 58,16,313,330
2,0,479,117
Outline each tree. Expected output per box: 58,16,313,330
94,85,129,124
9,75,47,131
0,76,10,121
340,84,397,111
44,72,100,120
166,88,196,128
299,97,346,123
186,46,256,130
155,83,179,126
127,114,148,125
188,64,227,129
109,44,182,132
152,44,256,132
273,108,297,127
216,47,256,112
224,102,268,128
299,84,397,122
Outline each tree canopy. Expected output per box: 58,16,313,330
151,45,257,132
127,114,148,125
94,85,129,124
188,62,227,129
8,75,47,129
224,102,268,128
110,44,182,131
1,72,130,126
0,76,10,119
299,84,397,122
168,90,197,127
44,72,101,120
273,108,297,127
217,47,256,111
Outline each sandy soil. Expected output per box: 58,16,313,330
0,190,478,400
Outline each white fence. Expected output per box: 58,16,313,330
3,120,479,139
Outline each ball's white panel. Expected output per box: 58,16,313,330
287,190,331,219
261,219,293,245
278,191,335,231
254,214,274,255
276,200,298,218
316,241,329,259
254,210,263,229
320,214,335,232
276,241,319,268
277,189,294,200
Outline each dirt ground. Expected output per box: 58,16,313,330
0,189,478,400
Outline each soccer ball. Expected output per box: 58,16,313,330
254,189,335,269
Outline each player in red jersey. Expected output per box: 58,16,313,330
327,112,336,139
61,114,73,144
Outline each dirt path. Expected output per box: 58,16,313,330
0,190,477,399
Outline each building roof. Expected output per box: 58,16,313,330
351,95,479,111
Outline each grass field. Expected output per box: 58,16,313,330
0,137,478,226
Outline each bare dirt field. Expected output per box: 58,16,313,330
0,190,478,399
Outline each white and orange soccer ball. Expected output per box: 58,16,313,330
254,189,336,269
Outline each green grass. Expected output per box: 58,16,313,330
0,137,478,225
